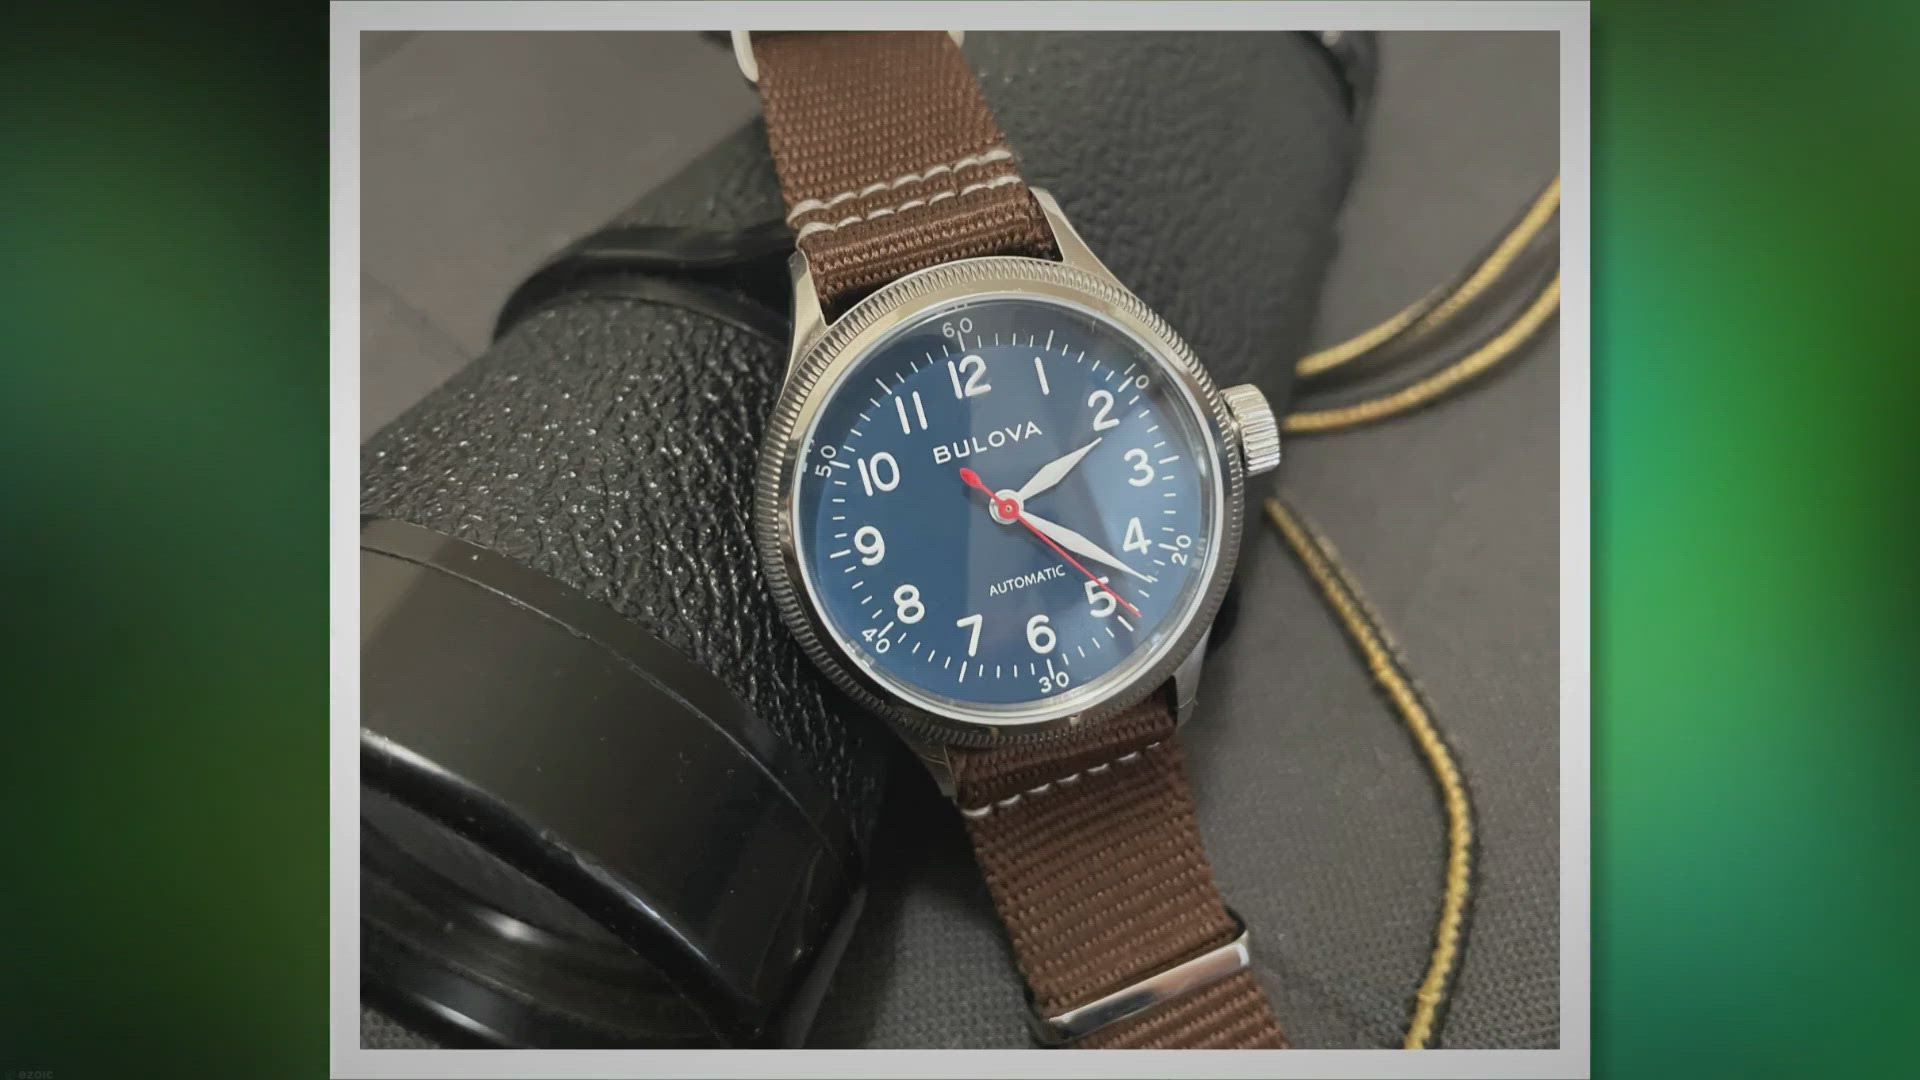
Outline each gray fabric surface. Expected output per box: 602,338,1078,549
360,30,1558,1050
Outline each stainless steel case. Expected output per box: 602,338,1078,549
753,191,1250,759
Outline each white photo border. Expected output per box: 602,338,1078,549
330,3,1591,1076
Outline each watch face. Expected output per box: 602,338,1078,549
789,293,1224,726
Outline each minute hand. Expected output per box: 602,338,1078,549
1011,438,1102,502
1020,510,1156,584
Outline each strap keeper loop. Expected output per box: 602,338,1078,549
1026,910,1253,1046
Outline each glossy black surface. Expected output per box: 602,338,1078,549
492,219,792,340
360,519,862,1046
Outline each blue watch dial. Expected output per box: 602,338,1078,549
793,296,1219,720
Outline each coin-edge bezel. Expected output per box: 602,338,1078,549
754,256,1246,748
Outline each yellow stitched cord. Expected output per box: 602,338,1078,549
1296,176,1560,378
1262,496,1475,1050
1285,273,1560,435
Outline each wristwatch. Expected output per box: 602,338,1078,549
740,31,1285,1049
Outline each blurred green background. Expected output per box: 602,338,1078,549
1594,2,1920,1076
0,2,1915,1076
0,3,326,1076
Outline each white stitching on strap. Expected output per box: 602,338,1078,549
959,741,1164,819
793,174,1024,240
785,147,1013,224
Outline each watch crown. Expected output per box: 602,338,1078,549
1221,384,1281,477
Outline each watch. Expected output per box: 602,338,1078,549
740,31,1286,1049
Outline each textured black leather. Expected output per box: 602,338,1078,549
362,299,897,835
360,30,1360,1046
363,29,1357,848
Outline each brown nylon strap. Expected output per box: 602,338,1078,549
952,692,1288,1049
749,31,1055,312
753,32,1272,1047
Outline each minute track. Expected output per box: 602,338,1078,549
776,270,1237,732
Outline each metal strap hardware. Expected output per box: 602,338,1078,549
1029,912,1253,1045
954,695,1287,1049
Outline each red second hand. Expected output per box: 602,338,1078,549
958,467,1142,619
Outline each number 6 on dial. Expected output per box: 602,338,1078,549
1026,614,1057,654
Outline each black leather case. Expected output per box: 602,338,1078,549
360,31,1365,1048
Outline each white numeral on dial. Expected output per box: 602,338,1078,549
1026,614,1057,654
1088,389,1119,431
947,354,991,399
1123,516,1150,554
854,526,886,565
956,613,983,657
1124,447,1155,486
857,452,899,495
1166,533,1194,565
895,390,928,434
894,584,925,624
1084,576,1116,618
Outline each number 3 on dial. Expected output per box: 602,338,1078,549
1124,447,1155,486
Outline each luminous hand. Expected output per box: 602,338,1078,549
1011,438,1102,503
958,467,1141,618
1020,510,1156,584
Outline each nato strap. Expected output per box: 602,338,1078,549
748,31,1056,312
951,692,1288,1048
752,31,1278,1047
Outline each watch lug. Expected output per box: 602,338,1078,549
791,192,1108,375
1030,188,1120,283
1172,627,1211,728
786,249,827,377
904,736,957,799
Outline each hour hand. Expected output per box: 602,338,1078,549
1020,510,1156,583
1011,438,1102,502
